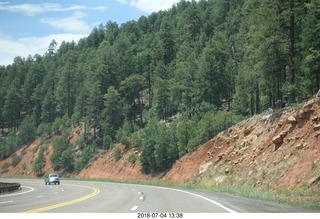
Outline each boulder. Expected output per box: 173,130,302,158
272,135,283,145
309,175,320,186
312,116,320,122
287,116,297,124
272,131,288,150
314,124,320,131
295,142,305,150
303,99,316,110
199,162,213,174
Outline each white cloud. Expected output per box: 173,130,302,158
0,34,87,66
0,2,107,66
0,2,107,16
117,0,180,13
41,11,90,33
0,35,31,65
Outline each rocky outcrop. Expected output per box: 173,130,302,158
165,96,320,196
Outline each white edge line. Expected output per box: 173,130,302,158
126,184,237,213
169,188,237,213
131,205,139,211
0,200,14,204
0,186,34,197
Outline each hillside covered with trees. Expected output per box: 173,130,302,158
0,0,319,176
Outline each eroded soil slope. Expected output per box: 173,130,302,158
164,97,320,191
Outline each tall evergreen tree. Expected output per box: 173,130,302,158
300,0,320,94
102,86,124,139
2,81,22,129
120,74,146,127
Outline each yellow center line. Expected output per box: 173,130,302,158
24,184,100,213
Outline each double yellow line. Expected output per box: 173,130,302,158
24,184,100,213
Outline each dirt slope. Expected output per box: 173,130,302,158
1,95,320,195
164,97,320,191
77,144,153,182
0,138,55,177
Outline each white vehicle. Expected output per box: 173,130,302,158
45,174,60,185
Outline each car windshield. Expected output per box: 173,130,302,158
50,174,58,177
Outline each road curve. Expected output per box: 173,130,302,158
0,178,318,213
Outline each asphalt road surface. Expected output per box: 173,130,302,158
0,178,319,214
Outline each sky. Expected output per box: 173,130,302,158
0,0,183,66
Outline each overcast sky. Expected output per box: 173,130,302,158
0,0,184,66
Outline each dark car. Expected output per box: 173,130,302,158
45,174,60,185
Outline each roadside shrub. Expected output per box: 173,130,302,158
131,133,143,148
1,162,10,173
128,153,137,163
114,147,122,161
103,135,113,150
75,146,94,172
60,148,74,173
32,146,46,176
11,154,22,167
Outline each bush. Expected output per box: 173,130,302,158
113,147,122,161
1,162,10,173
32,146,46,176
131,133,143,148
75,146,94,172
37,123,52,139
11,154,22,167
17,116,36,146
128,153,137,163
103,135,113,150
60,148,74,173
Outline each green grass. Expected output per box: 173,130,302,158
190,183,320,211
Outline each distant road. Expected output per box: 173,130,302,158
0,178,318,213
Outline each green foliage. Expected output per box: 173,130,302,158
11,153,22,167
36,123,52,139
50,131,73,172
140,120,178,173
0,116,36,159
115,119,135,146
60,147,74,173
113,147,122,161
17,116,36,144
204,111,235,138
102,86,124,139
2,83,22,129
174,110,239,157
282,82,298,103
300,0,320,95
32,146,46,176
1,162,10,173
102,135,113,150
139,120,157,173
131,132,143,148
0,142,9,160
176,117,197,157
120,74,146,127
75,145,94,172
128,153,137,163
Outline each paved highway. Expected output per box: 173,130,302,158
0,178,318,214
